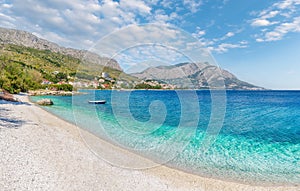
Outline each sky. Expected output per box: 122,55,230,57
0,0,300,89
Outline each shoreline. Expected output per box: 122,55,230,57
28,89,81,96
1,94,299,191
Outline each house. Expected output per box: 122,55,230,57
57,81,67,85
101,72,109,79
52,71,60,75
101,84,110,89
89,81,99,88
41,80,52,85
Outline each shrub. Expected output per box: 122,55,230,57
46,84,73,91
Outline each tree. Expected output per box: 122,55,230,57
55,72,67,81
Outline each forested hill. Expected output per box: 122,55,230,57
0,44,136,93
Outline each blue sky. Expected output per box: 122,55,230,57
0,0,300,89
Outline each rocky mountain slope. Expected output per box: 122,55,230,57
132,62,264,90
0,27,121,71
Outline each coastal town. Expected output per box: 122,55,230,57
41,71,176,90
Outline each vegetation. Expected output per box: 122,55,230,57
44,84,74,91
0,44,137,93
134,83,162,89
0,60,43,93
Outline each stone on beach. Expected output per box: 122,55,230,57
36,99,54,106
0,92,19,102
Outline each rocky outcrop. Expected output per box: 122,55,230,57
0,93,19,102
132,62,264,90
0,27,122,71
36,99,53,106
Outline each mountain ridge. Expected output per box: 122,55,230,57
132,62,264,90
0,27,122,71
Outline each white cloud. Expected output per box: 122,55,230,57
265,31,282,41
2,3,13,8
255,38,264,42
250,0,300,42
274,0,300,9
170,12,180,20
211,43,247,53
239,40,248,45
146,9,181,24
250,0,299,27
120,0,151,15
160,0,172,9
192,27,206,39
261,10,280,19
255,16,300,42
212,31,237,42
183,0,202,13
191,26,244,54
92,24,182,57
153,14,170,23
0,12,15,22
251,19,277,27
251,9,280,27
225,32,235,37
198,30,206,36
278,17,300,32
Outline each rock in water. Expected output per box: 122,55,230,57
36,99,53,106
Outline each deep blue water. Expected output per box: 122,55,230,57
31,90,300,185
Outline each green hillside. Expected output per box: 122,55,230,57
0,44,137,93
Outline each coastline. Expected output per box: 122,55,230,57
1,95,299,191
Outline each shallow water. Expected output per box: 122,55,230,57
31,90,300,185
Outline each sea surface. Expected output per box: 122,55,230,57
30,90,300,185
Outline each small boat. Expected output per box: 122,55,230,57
88,100,106,104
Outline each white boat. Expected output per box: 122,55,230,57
88,100,106,104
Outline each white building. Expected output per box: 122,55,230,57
101,72,109,79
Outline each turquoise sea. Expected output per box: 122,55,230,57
31,90,300,186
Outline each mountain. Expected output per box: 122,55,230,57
0,27,122,71
132,62,264,90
